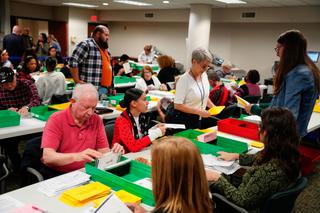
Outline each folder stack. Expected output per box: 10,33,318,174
59,182,111,207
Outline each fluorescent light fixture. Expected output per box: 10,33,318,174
163,0,170,3
215,0,247,4
62,2,98,8
113,0,152,6
103,3,109,6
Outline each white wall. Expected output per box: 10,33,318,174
10,1,53,20
17,19,48,41
108,21,188,66
67,7,96,55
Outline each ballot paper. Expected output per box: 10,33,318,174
243,115,262,124
123,62,132,74
235,95,250,109
133,178,153,190
202,154,240,175
96,152,121,170
37,171,91,197
94,194,132,213
0,195,24,213
164,124,186,129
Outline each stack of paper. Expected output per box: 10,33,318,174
96,152,121,170
134,177,153,190
235,95,250,109
243,115,262,124
37,171,91,197
202,154,240,175
60,182,111,207
93,190,142,208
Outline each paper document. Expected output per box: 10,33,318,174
0,195,24,213
202,154,235,167
243,115,261,124
208,106,225,116
96,152,121,170
37,171,91,197
134,178,153,190
123,62,132,74
235,95,250,109
94,194,132,213
165,124,186,129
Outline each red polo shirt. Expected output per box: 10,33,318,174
41,107,108,172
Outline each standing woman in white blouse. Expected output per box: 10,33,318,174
167,48,214,129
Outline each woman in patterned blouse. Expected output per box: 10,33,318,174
207,107,300,212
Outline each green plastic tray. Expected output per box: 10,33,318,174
85,157,154,206
30,105,58,121
174,129,248,155
108,94,125,107
114,76,136,84
0,110,21,128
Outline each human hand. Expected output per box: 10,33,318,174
160,84,167,91
74,148,102,162
157,124,166,135
126,203,147,213
244,104,253,114
8,107,18,112
18,106,29,116
75,79,85,84
111,143,125,154
198,109,211,118
206,169,221,182
217,151,239,161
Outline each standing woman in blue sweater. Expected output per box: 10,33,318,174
247,30,320,137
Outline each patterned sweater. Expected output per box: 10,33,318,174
214,154,294,212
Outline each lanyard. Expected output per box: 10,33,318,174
190,70,205,108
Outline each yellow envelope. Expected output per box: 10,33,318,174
250,141,264,148
93,190,142,208
49,102,71,110
313,99,320,113
235,95,250,108
208,106,225,115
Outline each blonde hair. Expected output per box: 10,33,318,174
151,137,213,213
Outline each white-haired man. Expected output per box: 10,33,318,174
41,83,123,173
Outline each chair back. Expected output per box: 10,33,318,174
21,136,43,172
261,177,308,213
105,120,115,147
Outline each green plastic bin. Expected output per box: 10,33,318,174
0,110,21,128
30,105,58,121
108,94,125,107
85,157,154,206
114,76,136,85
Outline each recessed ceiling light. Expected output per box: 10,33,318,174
113,0,152,6
62,2,98,8
163,0,170,4
215,0,247,4
103,3,109,6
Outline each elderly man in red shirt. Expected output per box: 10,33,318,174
41,83,123,173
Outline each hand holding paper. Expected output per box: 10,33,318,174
235,95,250,109
208,106,225,116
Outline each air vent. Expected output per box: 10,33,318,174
145,13,154,18
242,12,255,18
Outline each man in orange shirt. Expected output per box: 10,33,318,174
69,25,113,94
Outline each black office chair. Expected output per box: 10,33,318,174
0,154,9,193
105,120,115,148
21,136,63,185
212,176,308,213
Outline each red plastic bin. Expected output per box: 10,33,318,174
217,118,260,141
299,145,320,176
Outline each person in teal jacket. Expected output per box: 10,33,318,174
246,30,320,137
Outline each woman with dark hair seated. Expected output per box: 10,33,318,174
17,55,40,82
207,107,300,212
235,69,261,98
112,88,166,153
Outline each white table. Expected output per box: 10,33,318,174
0,118,46,140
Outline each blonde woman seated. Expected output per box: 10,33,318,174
127,137,213,213
135,66,167,92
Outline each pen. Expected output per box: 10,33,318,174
32,205,48,213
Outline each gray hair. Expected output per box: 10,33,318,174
192,48,212,63
72,83,98,101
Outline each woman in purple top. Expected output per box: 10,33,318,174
235,69,261,98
